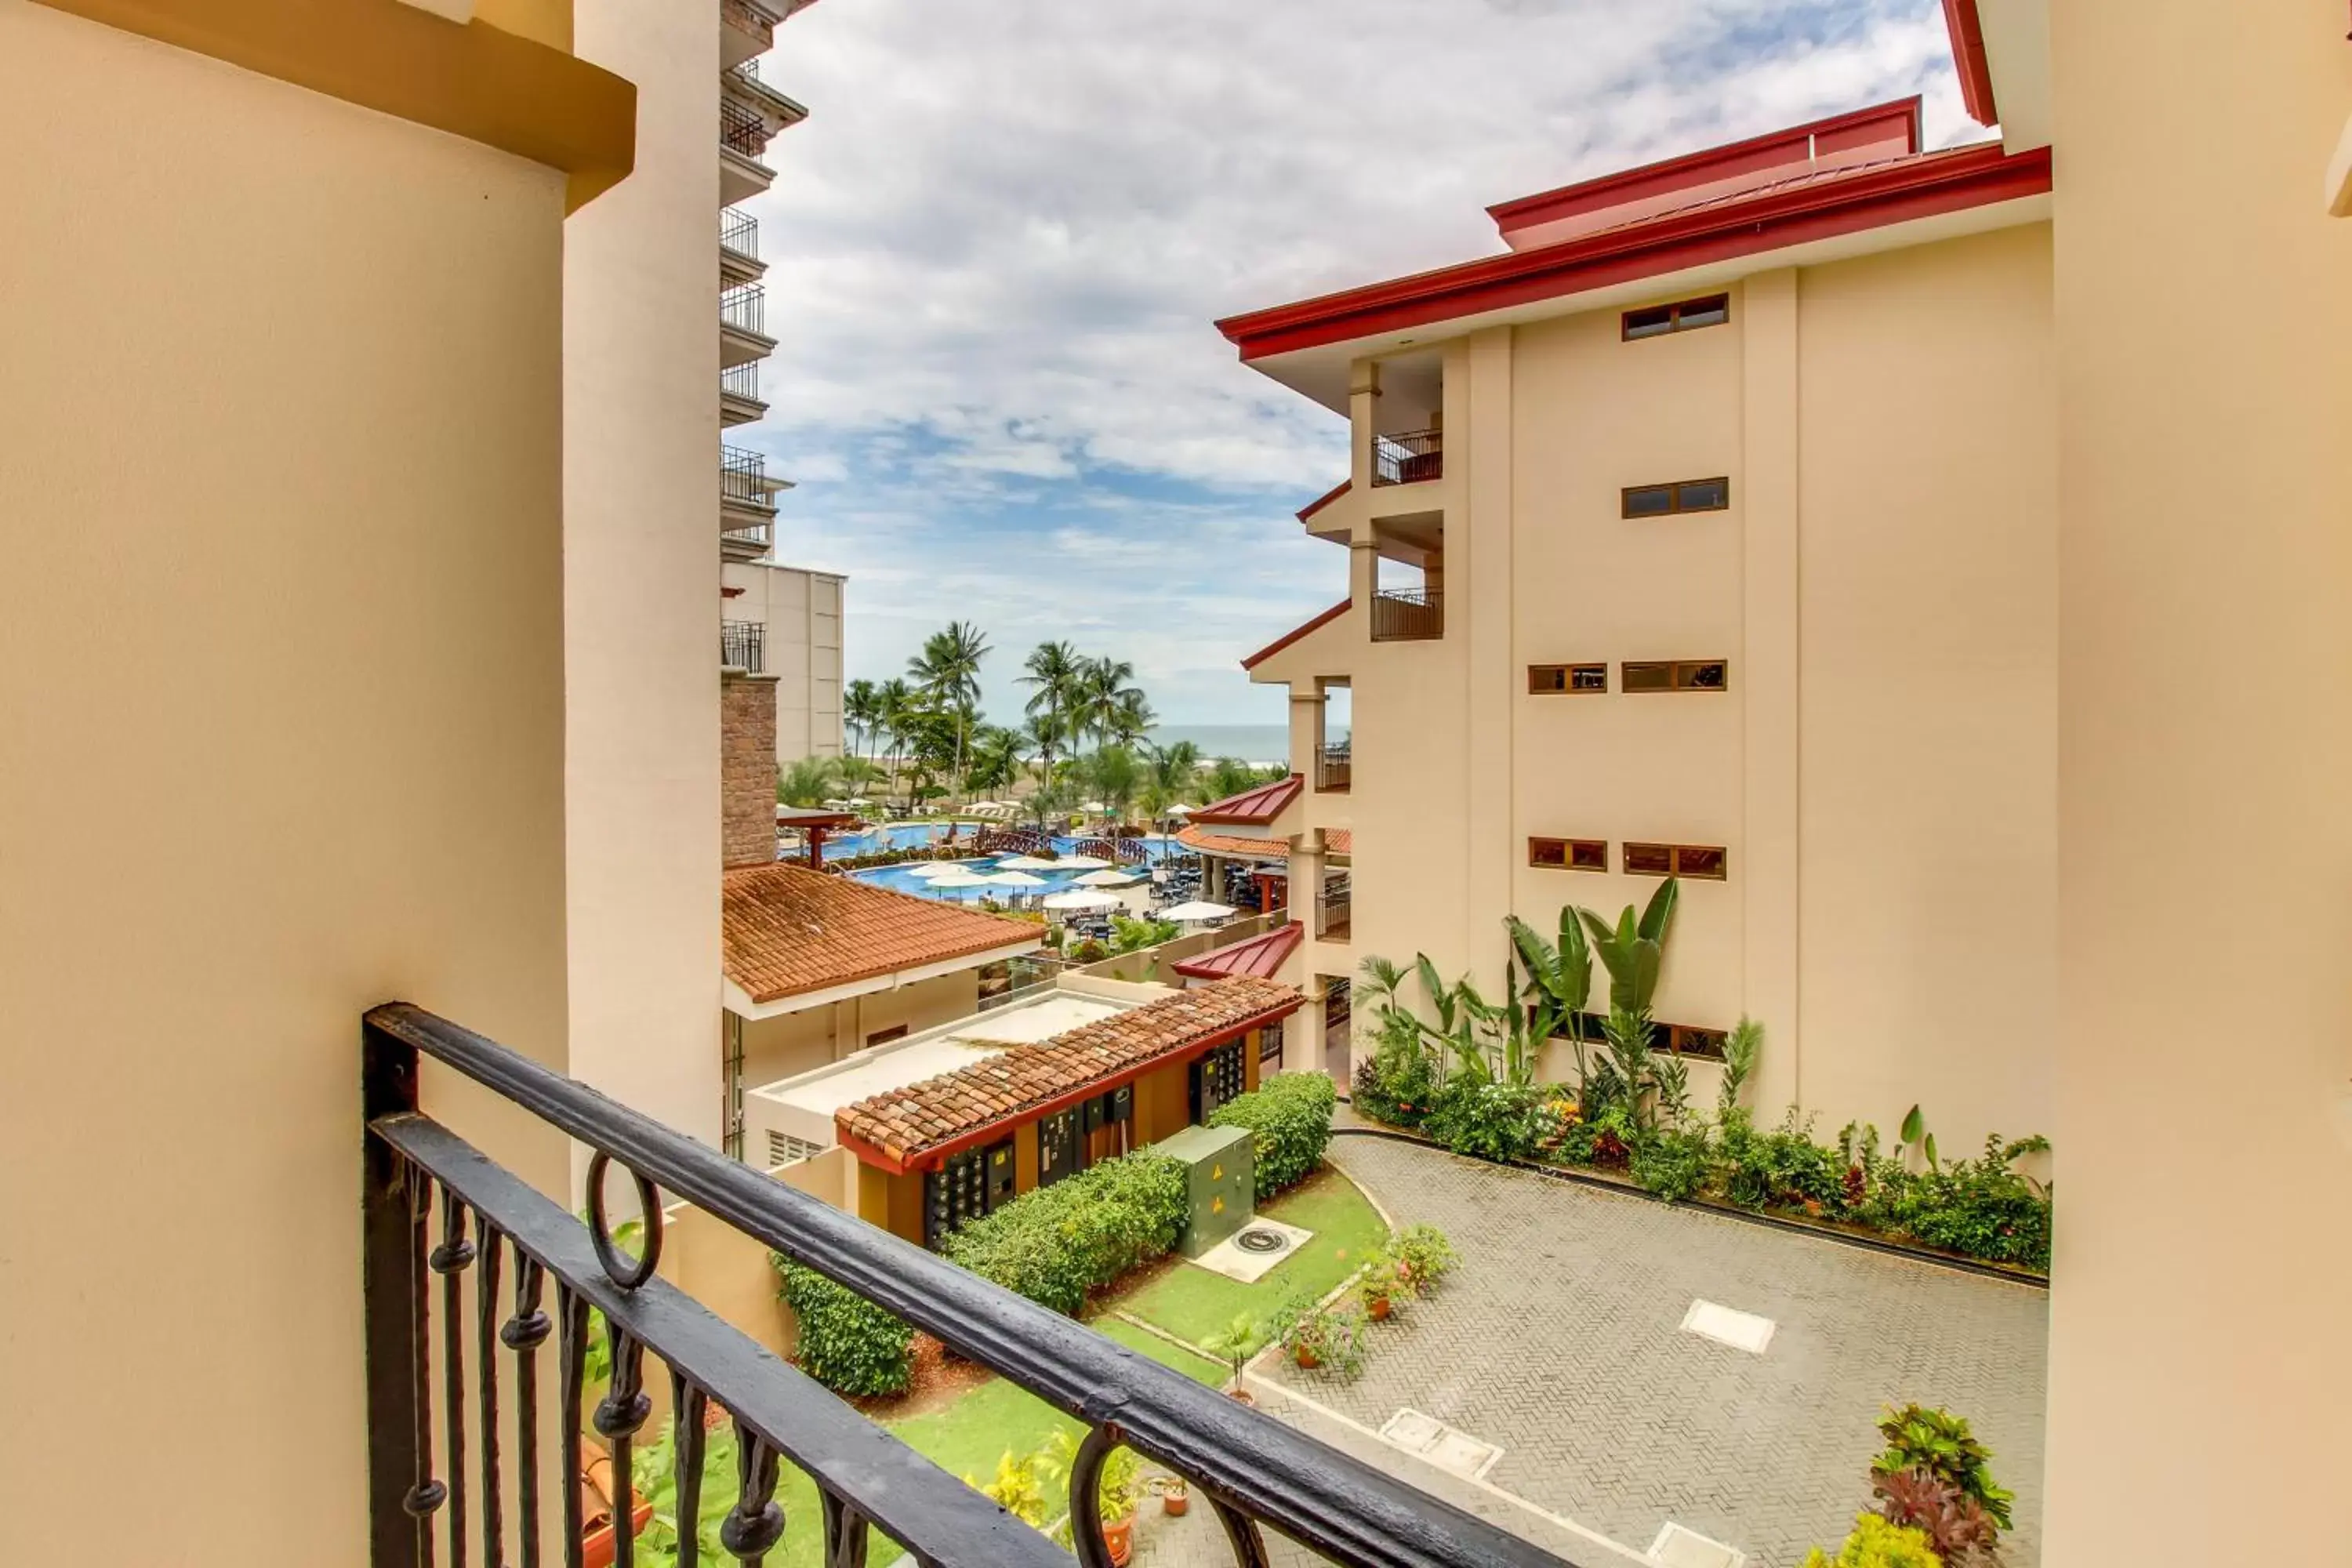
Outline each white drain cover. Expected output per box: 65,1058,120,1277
1679,1300,1775,1355
1377,1408,1501,1480
1649,1522,1745,1568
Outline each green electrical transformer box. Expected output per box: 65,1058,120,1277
1152,1123,1256,1258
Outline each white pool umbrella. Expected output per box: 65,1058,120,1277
1051,855,1110,871
1167,804,1196,816
986,870,1048,887
1160,900,1236,923
994,854,1060,871
1072,869,1143,887
924,870,994,889
905,860,966,879
1042,889,1123,912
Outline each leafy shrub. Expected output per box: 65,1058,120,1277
1353,1034,1439,1128
1210,1071,1335,1199
1628,1127,1711,1203
1886,1136,2053,1270
1421,1074,1548,1163
774,1258,913,1397
1393,1223,1457,1292
968,1449,1047,1527
942,1152,1186,1316
1872,1404,2014,1532
1800,1512,1941,1568
1719,1107,1846,1212
1871,1467,2001,1566
1276,1298,1367,1378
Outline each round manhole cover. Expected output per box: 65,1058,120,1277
1234,1229,1285,1254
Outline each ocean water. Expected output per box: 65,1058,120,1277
1145,724,1346,768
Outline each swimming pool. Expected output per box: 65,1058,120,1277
818,821,960,856
847,836,1190,903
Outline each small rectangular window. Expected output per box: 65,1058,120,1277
1623,842,1673,876
1669,1025,1728,1060
1622,659,1728,692
1621,477,1731,518
1673,845,1727,880
1527,837,1607,871
1529,662,1607,695
1622,293,1731,340
864,1023,909,1047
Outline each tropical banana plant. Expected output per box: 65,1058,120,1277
1718,1016,1763,1116
1577,878,1679,1015
1507,909,1594,1094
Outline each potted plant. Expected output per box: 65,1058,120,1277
1040,1433,1144,1567
1357,1243,1399,1321
1200,1312,1269,1403
579,1451,656,1568
1157,1475,1190,1518
1393,1224,1457,1298
1279,1301,1367,1377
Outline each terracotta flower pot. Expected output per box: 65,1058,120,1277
1366,1295,1392,1322
1294,1346,1320,1370
1226,1386,1256,1406
580,1503,655,1568
1105,1513,1137,1566
1162,1486,1191,1518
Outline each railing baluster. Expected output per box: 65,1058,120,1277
720,1418,786,1567
1067,1426,1118,1568
819,1490,869,1568
475,1218,506,1567
673,1375,710,1568
432,1187,477,1568
558,1287,589,1568
502,1254,553,1568
593,1321,651,1568
1213,1499,1275,1568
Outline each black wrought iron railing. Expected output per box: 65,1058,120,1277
720,208,759,261
1317,886,1352,941
1317,743,1352,793
721,361,762,402
1370,428,1443,487
721,619,766,673
362,1005,1577,1568
721,99,768,158
722,446,776,513
721,284,767,336
1371,587,1443,641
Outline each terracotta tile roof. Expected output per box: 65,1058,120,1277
722,863,1040,1006
1241,601,1350,671
1170,922,1303,982
835,977,1302,1167
1190,772,1302,824
1325,828,1352,857
1175,823,1291,859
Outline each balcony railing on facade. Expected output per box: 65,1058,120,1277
722,446,779,513
1371,428,1443,487
1316,742,1352,793
1324,976,1353,1033
721,521,774,558
722,619,767,673
1370,586,1443,641
722,361,764,405
1316,884,1352,942
721,98,769,159
361,1004,1570,1568
721,283,767,337
720,207,760,263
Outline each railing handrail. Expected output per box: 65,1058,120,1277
1370,427,1443,488
720,97,767,155
720,282,767,334
720,207,759,259
1374,586,1439,608
365,1003,1581,1568
720,360,760,398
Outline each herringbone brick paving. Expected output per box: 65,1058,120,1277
1223,1132,2049,1568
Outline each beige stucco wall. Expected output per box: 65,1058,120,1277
563,0,723,1183
739,967,984,1101
0,6,579,1561
1333,222,2056,1153
724,558,845,763
2041,2,2352,1558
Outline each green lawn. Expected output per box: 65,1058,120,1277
1112,1166,1390,1346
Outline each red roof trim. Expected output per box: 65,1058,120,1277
1190,772,1303,825
1298,478,1352,524
1216,142,2050,363
1941,0,1998,127
1171,922,1305,982
1241,601,1351,671
1485,97,1921,233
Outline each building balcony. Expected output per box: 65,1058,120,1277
720,283,777,368
1316,742,1352,793
722,618,767,673
1371,427,1443,488
1316,884,1352,942
720,100,775,206
726,58,810,136
360,1004,1564,1568
720,206,764,287
1370,586,1444,641
720,0,779,71
720,361,768,429
722,445,786,561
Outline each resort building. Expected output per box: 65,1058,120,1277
1221,92,2058,1160
748,977,1301,1247
721,861,1044,1158
1217,0,2352,1556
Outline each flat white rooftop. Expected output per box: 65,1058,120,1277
747,985,1139,1122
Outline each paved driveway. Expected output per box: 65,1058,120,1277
1241,1133,2049,1568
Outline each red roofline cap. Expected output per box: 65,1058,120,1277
1241,601,1351,671
1941,0,1998,127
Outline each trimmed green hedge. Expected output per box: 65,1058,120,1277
775,1257,914,1396
1210,1071,1337,1200
942,1152,1186,1316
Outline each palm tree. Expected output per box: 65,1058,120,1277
876,677,917,803
1143,739,1200,821
1086,745,1142,826
1109,688,1156,749
835,754,886,801
1018,641,1084,777
964,724,1029,798
1204,755,1257,803
777,754,838,808
1077,655,1142,756
909,621,990,802
843,678,882,763
1021,711,1065,789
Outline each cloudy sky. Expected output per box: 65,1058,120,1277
734,0,1975,726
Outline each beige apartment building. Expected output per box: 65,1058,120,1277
1221,1,2352,1559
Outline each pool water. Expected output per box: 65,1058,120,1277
846,836,1189,903
819,821,960,856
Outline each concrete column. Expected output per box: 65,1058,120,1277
1738,269,1802,1109
1461,326,1515,982
1347,358,1380,492
1290,688,1323,784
